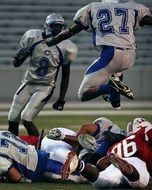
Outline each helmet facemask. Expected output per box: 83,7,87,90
44,13,66,36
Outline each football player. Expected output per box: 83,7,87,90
45,0,152,109
0,129,85,183
47,117,126,164
61,118,152,188
8,14,78,136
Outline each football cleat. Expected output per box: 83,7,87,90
109,75,134,100
78,134,97,152
102,94,121,110
109,153,133,175
61,151,79,180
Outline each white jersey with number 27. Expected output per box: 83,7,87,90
73,2,150,49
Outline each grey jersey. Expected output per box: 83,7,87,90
20,29,78,85
0,131,38,175
93,117,126,141
73,2,150,49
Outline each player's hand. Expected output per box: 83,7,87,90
13,47,30,67
52,99,65,111
46,128,65,140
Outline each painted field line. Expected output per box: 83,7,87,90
0,110,152,116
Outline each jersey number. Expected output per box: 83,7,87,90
97,8,129,36
36,57,50,78
111,135,137,157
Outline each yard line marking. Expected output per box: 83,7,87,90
0,110,152,116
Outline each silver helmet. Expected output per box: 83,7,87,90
44,13,66,36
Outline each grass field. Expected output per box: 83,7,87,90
0,103,152,190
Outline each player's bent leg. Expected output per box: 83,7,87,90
78,86,103,101
22,120,39,136
123,157,150,189
109,153,134,176
108,153,150,188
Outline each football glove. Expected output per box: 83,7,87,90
46,128,65,140
52,99,65,111
13,47,30,67
78,134,97,152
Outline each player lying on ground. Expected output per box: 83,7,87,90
47,117,126,164
0,129,85,183
61,118,152,188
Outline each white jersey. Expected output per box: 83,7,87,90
41,127,76,163
73,2,150,49
0,131,38,175
20,29,78,85
93,117,126,141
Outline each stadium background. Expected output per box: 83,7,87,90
0,0,152,102
0,1,152,189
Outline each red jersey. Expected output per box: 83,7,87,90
108,126,152,175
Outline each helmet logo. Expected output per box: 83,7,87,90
44,50,51,56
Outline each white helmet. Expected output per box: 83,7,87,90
127,118,152,133
44,13,66,36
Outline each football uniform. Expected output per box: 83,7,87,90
0,130,50,181
109,125,152,175
41,127,85,183
75,2,150,99
93,126,152,188
0,130,82,182
8,29,77,122
93,117,126,156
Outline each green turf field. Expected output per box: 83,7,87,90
0,108,152,189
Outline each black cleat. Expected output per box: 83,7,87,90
103,95,121,110
109,75,134,100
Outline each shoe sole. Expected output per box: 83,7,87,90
109,153,133,175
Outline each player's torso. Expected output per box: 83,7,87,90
90,3,138,48
108,130,152,165
76,2,148,49
21,30,77,85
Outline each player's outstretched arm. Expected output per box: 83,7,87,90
46,23,84,46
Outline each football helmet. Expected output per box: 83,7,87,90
44,13,66,36
127,118,152,133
